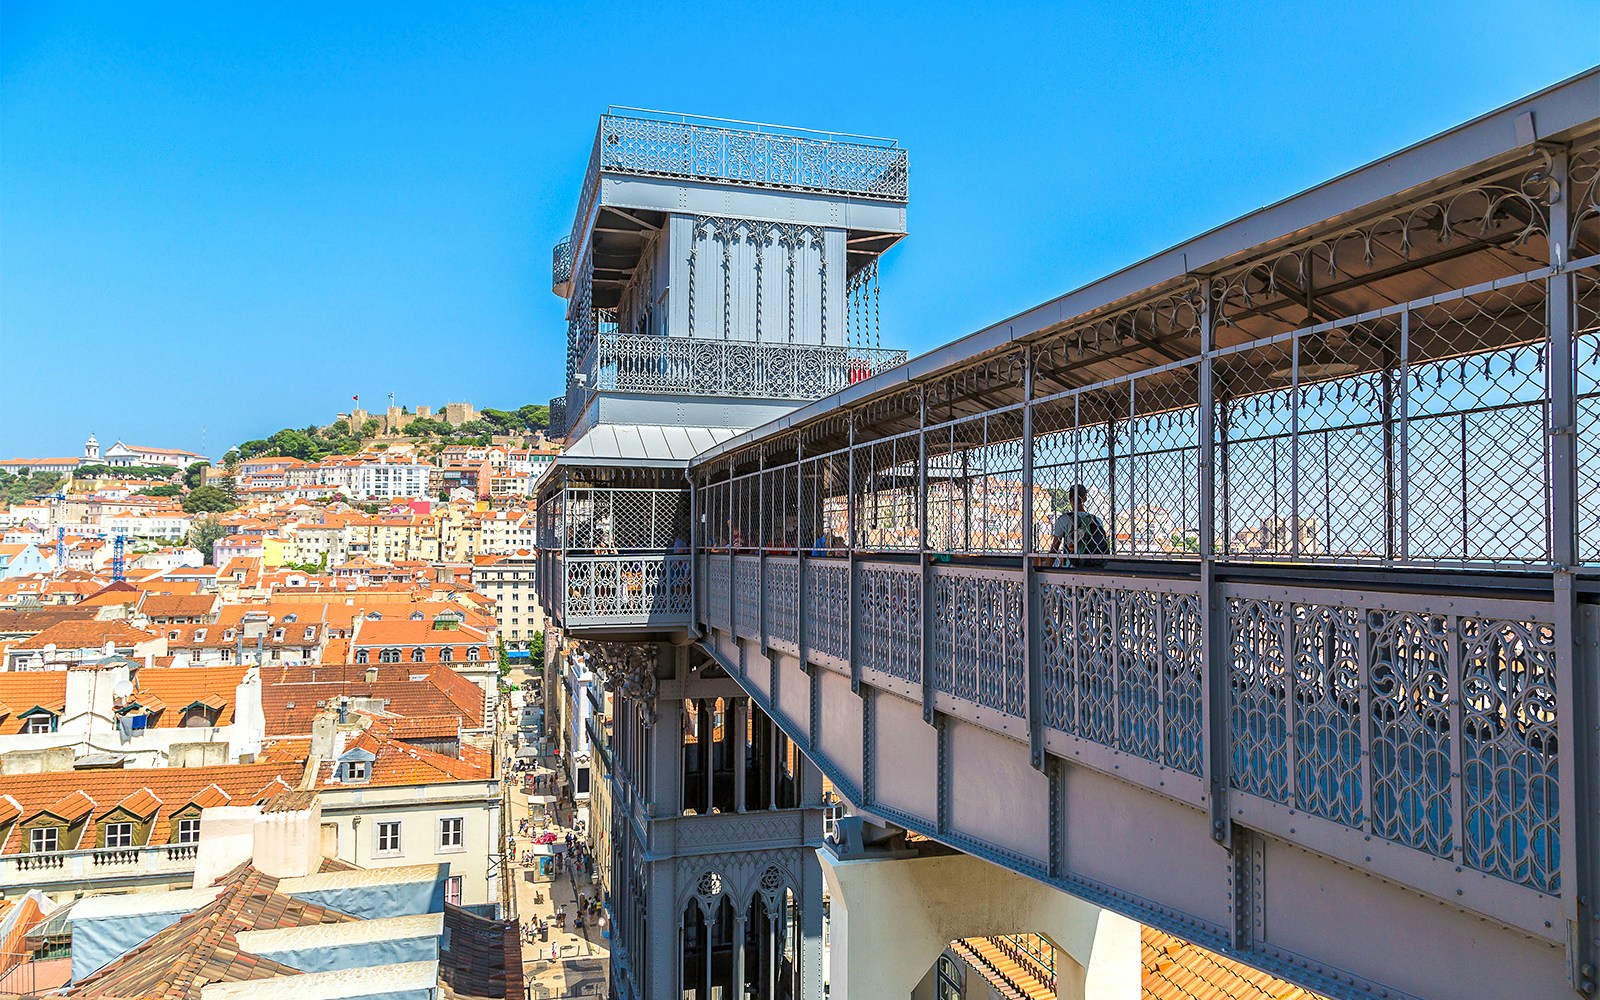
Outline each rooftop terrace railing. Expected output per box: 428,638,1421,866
575,334,908,404
563,111,908,270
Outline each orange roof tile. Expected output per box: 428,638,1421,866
13,619,158,651
0,762,305,855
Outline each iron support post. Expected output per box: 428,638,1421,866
1197,280,1230,846
1022,349,1044,769
1546,147,1596,995
919,386,935,722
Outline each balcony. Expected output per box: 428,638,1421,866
565,110,908,267
556,553,692,628
0,843,200,889
566,335,908,421
552,236,573,296
593,110,908,202
537,482,693,631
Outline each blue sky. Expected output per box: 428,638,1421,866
1,2,1594,460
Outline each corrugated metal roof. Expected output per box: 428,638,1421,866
560,425,741,467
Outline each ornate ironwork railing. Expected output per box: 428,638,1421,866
547,396,566,439
595,111,908,203
552,236,573,294
576,334,908,402
706,557,1567,902
561,554,693,626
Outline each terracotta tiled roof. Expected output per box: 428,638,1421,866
260,662,484,735
129,665,248,727
111,787,162,816
68,864,357,1000
352,617,489,647
0,673,68,732
440,903,523,1000
259,726,487,788
138,593,219,619
0,606,100,635
0,762,306,855
372,715,460,739
13,619,158,650
43,790,96,823
1142,927,1330,1000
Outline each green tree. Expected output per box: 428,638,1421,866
327,419,351,438
136,483,182,498
222,449,241,471
360,418,382,437
0,470,65,505
183,461,211,490
529,629,545,668
516,404,550,431
266,429,318,461
182,485,237,513
186,514,228,561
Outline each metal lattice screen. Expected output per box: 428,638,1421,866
563,487,689,552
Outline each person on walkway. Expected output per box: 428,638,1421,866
1048,484,1110,564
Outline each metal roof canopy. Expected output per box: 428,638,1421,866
692,66,1600,469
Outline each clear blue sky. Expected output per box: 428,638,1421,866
2,2,1594,461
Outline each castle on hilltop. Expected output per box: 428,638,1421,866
336,400,478,435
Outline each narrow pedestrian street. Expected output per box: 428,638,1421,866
501,666,610,999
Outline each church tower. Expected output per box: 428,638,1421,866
84,433,100,462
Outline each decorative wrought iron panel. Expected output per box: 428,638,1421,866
1228,597,1291,802
803,558,850,664
706,557,731,632
1291,603,1364,827
764,557,800,649
595,113,908,202
858,562,922,686
929,566,1024,715
733,555,761,640
562,554,693,625
1038,577,1204,774
1458,615,1559,892
579,334,907,402
1367,609,1455,859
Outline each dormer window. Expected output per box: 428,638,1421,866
303,626,315,640
182,704,219,728
411,647,425,663
22,711,57,734
223,629,236,641
467,647,480,662
273,628,284,640
410,611,425,621
29,828,58,853
379,648,401,664
283,613,298,623
339,759,369,781
194,628,207,641
356,649,369,664
103,821,134,848
440,647,454,663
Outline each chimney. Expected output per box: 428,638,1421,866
310,714,336,760
252,792,323,879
